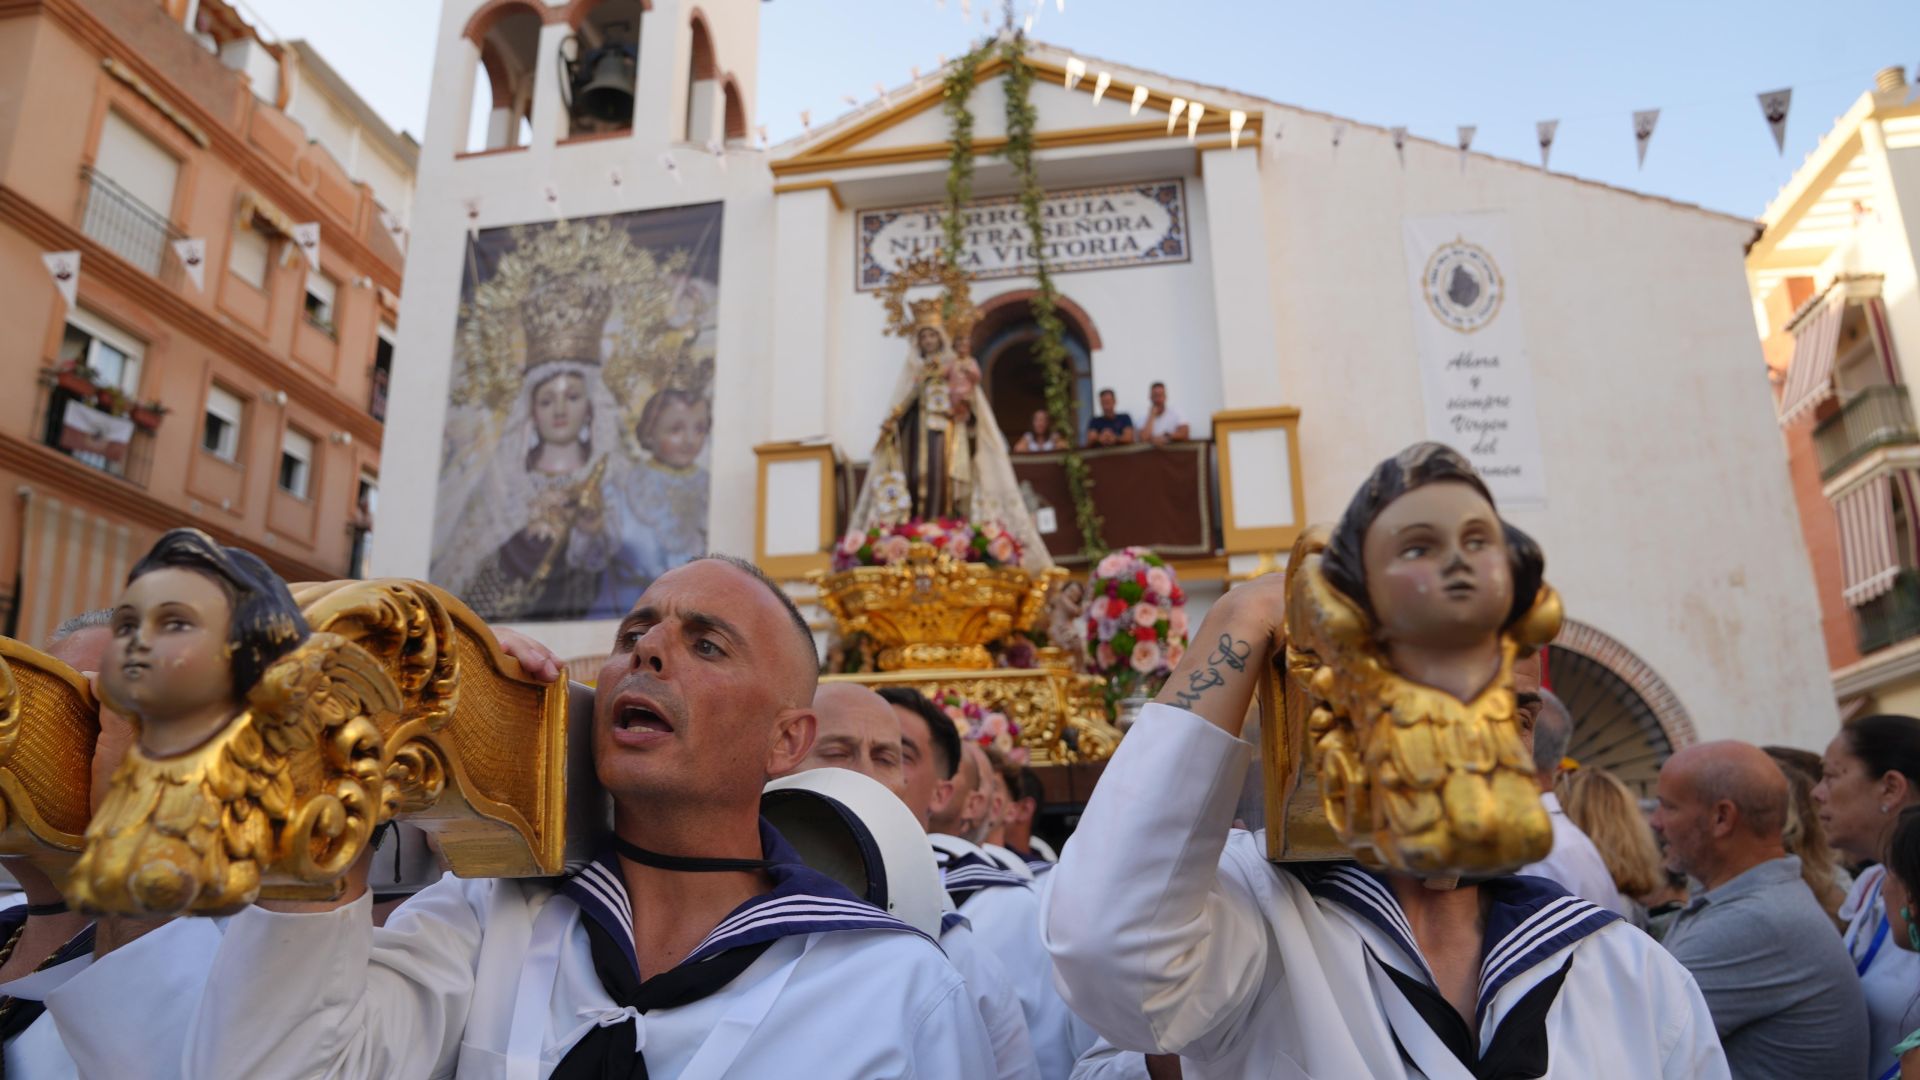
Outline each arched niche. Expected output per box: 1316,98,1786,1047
968,290,1103,447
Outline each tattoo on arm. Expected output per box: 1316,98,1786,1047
1170,633,1254,709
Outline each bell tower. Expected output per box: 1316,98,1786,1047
435,0,763,158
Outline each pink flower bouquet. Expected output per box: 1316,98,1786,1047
831,518,1024,571
1085,546,1189,705
937,688,1029,766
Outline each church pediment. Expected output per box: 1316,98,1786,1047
770,48,1260,178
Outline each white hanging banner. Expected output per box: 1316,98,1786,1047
1390,126,1407,165
1633,109,1659,169
1401,212,1549,508
172,237,206,291
42,251,79,308
1457,124,1476,172
1536,120,1559,170
292,222,320,271
1758,88,1791,154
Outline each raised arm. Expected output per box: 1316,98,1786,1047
1041,575,1286,1056
185,879,491,1079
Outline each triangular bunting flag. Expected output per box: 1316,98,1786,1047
1536,120,1559,170
42,251,79,308
1633,109,1659,169
1457,125,1476,172
291,223,320,271
172,237,206,292
1129,85,1148,115
1064,57,1086,92
1167,97,1187,135
1758,88,1791,154
1092,72,1111,104
1390,126,1408,165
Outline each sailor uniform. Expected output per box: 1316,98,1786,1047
1068,1037,1152,1080
1041,704,1729,1080
933,833,1095,1080
1018,838,1059,877
984,843,1038,881
184,821,994,1079
1,915,226,1079
942,909,1042,1080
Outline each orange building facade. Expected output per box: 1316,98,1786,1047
0,0,407,646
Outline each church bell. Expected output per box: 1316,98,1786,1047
560,31,637,129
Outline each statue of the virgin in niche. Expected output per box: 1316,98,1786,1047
849,298,1051,571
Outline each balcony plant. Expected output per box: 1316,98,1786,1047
44,361,168,431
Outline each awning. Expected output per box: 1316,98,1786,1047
235,190,296,239
12,489,153,650
1838,472,1901,607
1777,294,1847,424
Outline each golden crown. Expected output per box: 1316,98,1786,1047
521,275,613,370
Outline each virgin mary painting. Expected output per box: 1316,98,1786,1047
432,210,721,622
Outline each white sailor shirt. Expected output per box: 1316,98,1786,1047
942,909,1042,1080
1041,703,1729,1080
184,820,994,1079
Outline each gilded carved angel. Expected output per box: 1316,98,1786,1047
1284,442,1558,877
68,529,396,916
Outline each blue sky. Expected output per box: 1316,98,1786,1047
243,0,1917,217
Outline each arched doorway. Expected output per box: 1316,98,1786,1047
968,291,1101,446
1551,619,1697,796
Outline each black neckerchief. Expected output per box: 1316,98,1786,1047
549,818,927,1080
1380,953,1574,1079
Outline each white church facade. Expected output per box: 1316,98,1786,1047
373,0,1839,768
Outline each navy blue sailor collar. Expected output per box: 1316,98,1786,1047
558,817,931,979
929,834,1032,894
1289,862,1620,1023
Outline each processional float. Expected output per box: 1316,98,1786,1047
812,257,1123,766
0,438,1553,910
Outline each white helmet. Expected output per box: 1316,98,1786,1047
762,769,947,938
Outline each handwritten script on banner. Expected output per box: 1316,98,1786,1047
856,180,1189,291
1401,212,1548,507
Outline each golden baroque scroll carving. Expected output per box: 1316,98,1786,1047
64,579,569,917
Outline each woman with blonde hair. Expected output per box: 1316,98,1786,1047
1557,766,1665,924
1764,744,1852,925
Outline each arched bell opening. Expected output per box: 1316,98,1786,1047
684,11,720,143
463,1,543,153
560,0,644,139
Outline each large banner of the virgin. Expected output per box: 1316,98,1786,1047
430,203,724,623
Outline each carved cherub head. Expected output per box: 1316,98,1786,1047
1320,442,1543,670
102,529,310,756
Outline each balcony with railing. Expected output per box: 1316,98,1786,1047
1815,385,1920,480
30,368,159,488
1857,568,1920,654
78,166,184,285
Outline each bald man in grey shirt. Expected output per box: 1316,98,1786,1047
1653,741,1867,1079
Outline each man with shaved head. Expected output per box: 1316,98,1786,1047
1655,740,1867,1079
792,682,907,800
789,683,1042,1080
1517,690,1631,916
176,555,994,1078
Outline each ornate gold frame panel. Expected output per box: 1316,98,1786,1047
826,667,1119,766
0,638,97,868
357,582,571,880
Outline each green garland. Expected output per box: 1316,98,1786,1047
1000,37,1106,557
939,46,985,328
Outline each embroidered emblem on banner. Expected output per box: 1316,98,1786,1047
1421,238,1504,334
